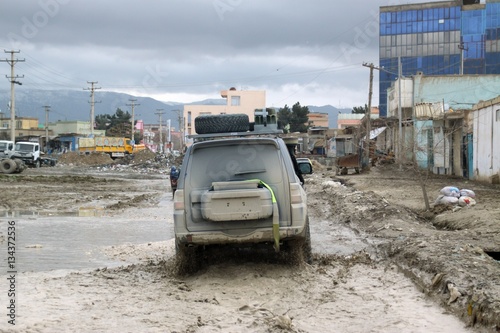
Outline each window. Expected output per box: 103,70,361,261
496,109,500,121
231,96,240,106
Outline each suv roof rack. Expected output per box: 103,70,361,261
188,128,283,142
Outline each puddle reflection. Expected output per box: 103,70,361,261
0,207,172,273
0,207,107,218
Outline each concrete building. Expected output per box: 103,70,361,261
472,96,500,183
46,120,105,152
307,112,329,128
0,116,48,139
379,0,500,117
337,107,380,129
48,120,105,137
387,73,500,178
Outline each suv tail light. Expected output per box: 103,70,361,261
173,189,184,210
290,183,304,204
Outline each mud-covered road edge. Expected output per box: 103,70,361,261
379,240,500,333
309,173,500,333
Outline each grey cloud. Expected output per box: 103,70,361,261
0,0,430,108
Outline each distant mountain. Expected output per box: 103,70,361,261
0,89,186,128
0,89,348,129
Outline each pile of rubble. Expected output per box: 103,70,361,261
57,152,114,166
128,149,157,164
56,149,184,175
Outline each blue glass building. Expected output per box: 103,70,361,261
379,0,500,117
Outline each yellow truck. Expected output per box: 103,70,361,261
78,137,146,158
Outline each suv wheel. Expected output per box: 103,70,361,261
194,114,249,134
175,241,202,275
285,218,312,265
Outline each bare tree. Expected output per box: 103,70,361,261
396,116,465,211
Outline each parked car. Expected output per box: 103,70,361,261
296,157,313,175
173,114,313,273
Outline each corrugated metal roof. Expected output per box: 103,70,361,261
415,102,444,118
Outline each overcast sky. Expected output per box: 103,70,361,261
0,0,429,109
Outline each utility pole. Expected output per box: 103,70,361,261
362,62,380,170
43,105,50,152
126,98,139,142
167,119,171,154
155,109,165,153
84,81,101,136
172,109,183,151
398,56,403,170
458,42,468,75
1,50,25,142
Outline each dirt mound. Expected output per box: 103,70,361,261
129,148,157,164
57,152,114,166
311,159,325,171
56,149,159,167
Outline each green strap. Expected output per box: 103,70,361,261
248,179,280,252
256,180,276,203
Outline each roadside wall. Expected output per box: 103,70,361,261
473,96,500,183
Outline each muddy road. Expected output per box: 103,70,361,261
0,158,498,332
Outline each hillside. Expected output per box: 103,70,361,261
0,89,348,128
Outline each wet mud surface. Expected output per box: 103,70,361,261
0,160,498,332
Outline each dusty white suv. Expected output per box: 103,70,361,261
173,114,312,273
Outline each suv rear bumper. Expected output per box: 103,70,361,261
175,224,307,247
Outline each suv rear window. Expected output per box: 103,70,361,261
188,141,283,187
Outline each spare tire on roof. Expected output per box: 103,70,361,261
195,114,250,134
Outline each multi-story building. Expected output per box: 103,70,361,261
379,0,500,117
0,116,47,139
337,107,379,129
307,112,329,128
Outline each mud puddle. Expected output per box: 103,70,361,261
310,217,381,256
0,214,172,273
